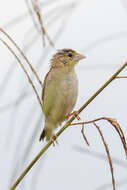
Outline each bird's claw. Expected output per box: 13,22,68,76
50,134,59,146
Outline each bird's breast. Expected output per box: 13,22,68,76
56,71,78,114
43,69,78,126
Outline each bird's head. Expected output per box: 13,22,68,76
50,49,86,69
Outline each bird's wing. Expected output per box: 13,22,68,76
42,70,50,102
42,69,57,116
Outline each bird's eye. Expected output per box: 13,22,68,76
68,53,73,57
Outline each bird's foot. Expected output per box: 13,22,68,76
65,111,80,120
50,134,59,146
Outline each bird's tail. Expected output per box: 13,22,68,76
39,127,53,141
39,128,46,141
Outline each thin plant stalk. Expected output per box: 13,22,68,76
94,123,116,190
116,76,127,78
70,117,127,156
0,38,43,112
25,0,40,33
81,124,90,146
32,0,55,48
0,28,43,88
10,62,127,190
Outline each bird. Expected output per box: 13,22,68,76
39,48,86,143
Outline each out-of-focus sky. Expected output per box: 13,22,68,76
0,0,127,190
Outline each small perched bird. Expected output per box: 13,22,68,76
39,48,86,142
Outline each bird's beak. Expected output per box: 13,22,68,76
74,53,87,61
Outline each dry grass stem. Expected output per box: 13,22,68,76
0,37,43,112
70,117,127,156
25,0,40,33
116,76,127,78
2,0,71,30
0,28,43,88
94,122,116,190
105,117,127,157
81,124,90,146
32,0,55,48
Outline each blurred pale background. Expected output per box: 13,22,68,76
0,0,127,189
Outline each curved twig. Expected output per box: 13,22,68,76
70,117,127,156
94,123,116,190
0,37,43,112
81,124,90,146
32,0,55,48
0,28,43,88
